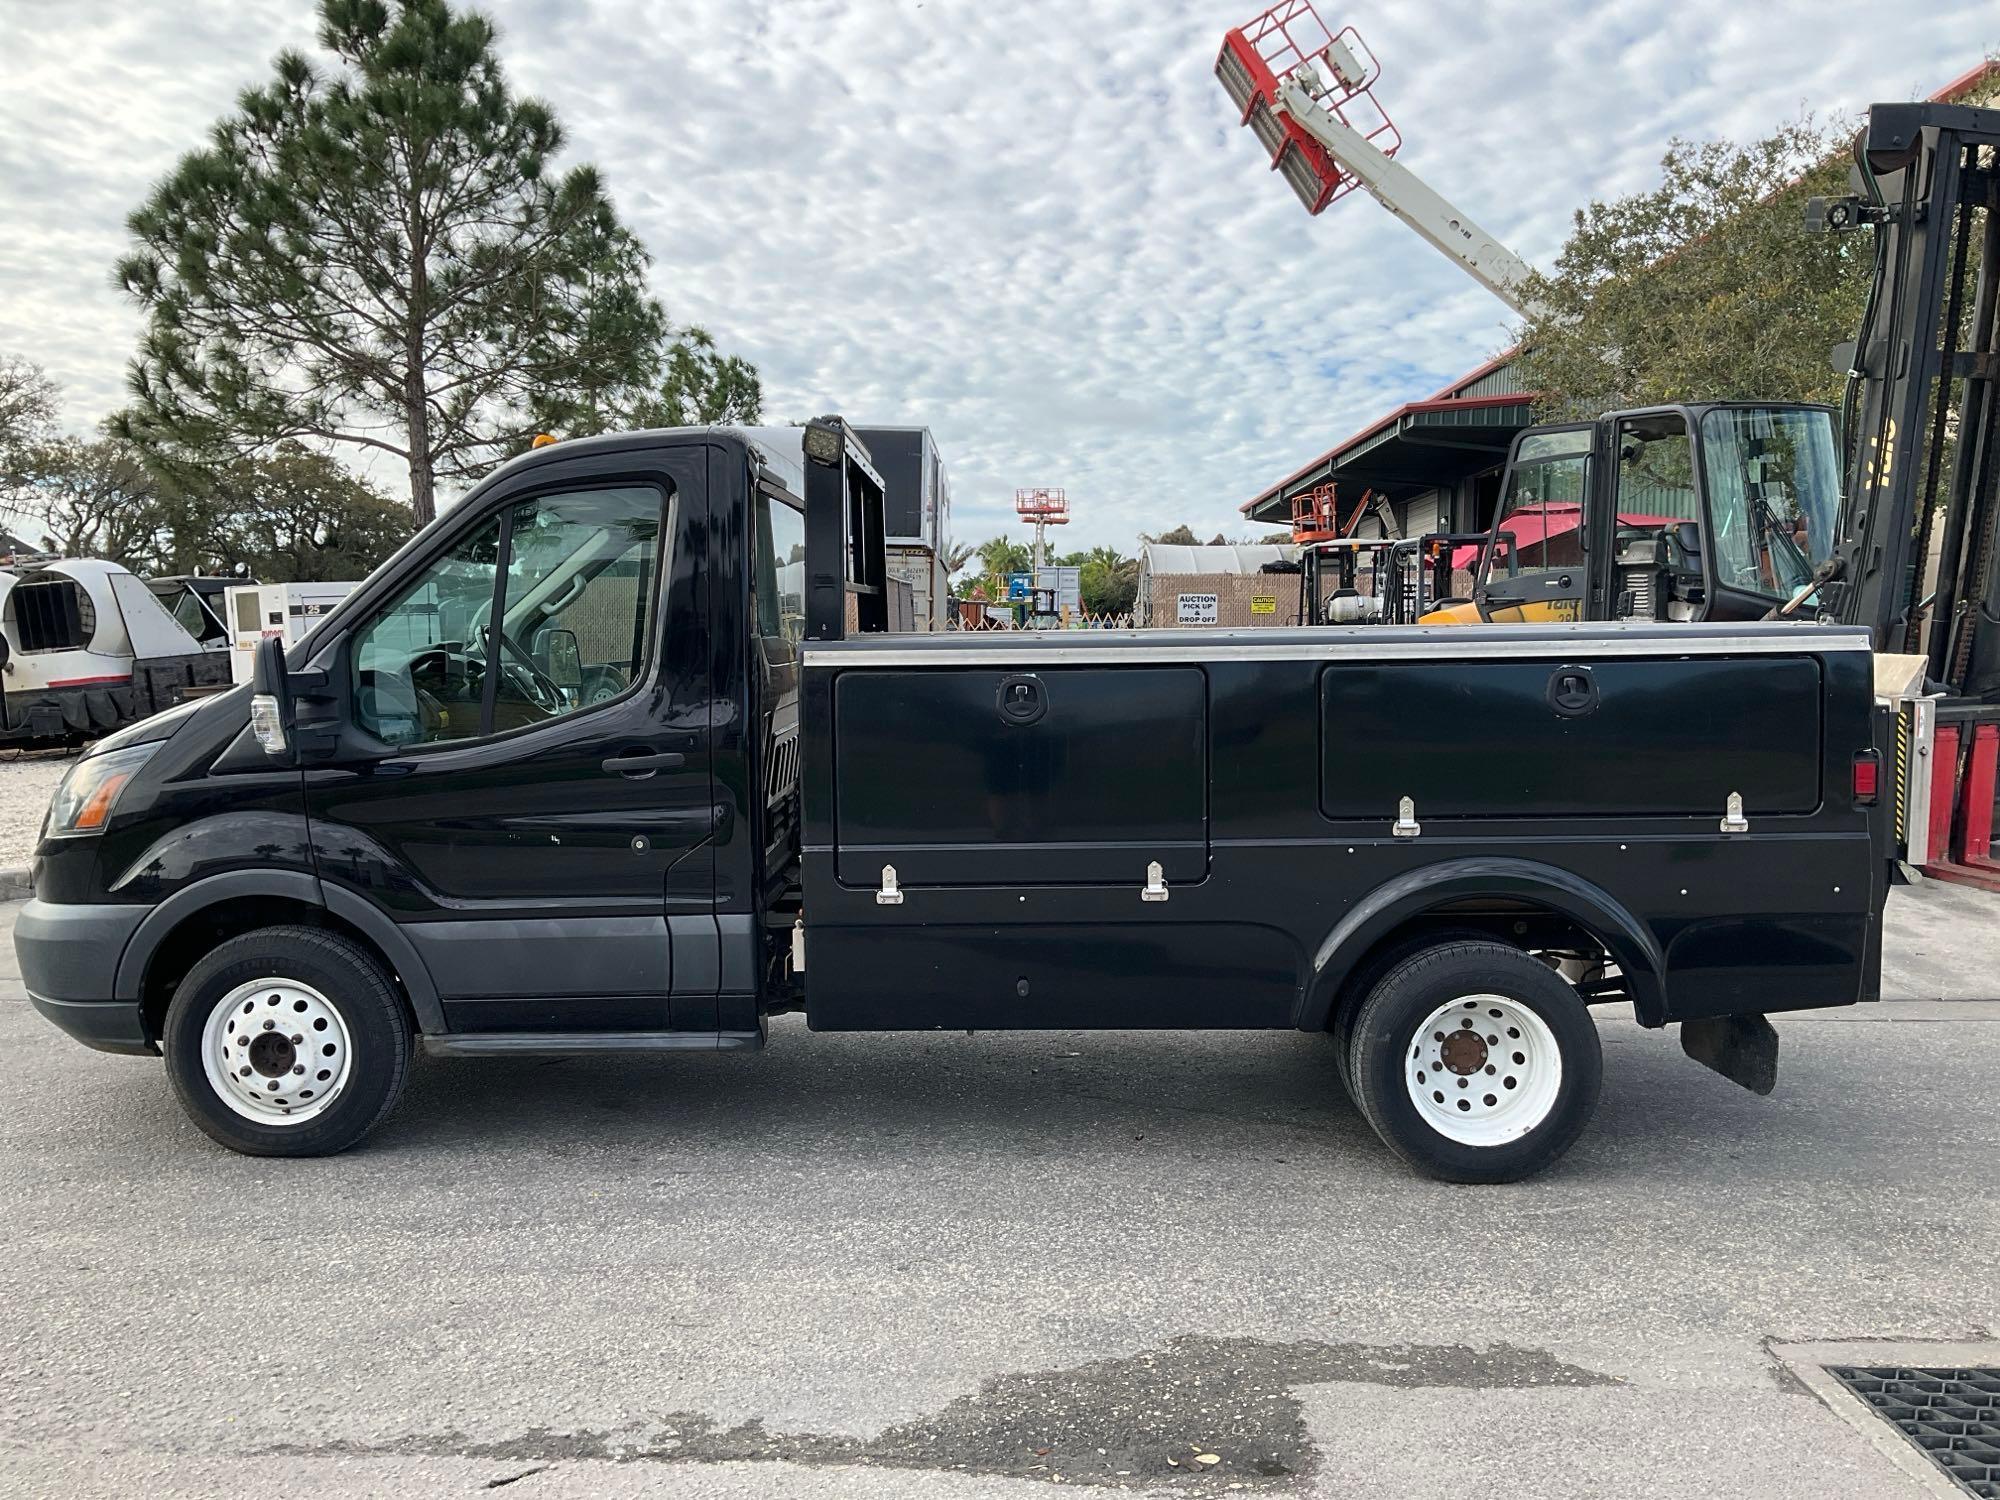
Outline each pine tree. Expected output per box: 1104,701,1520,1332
115,0,669,526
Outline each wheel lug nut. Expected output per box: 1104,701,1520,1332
293,1065,305,1076
263,1019,275,1030
291,1035,303,1045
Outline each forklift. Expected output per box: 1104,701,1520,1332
1383,531,1504,623
1805,100,2000,889
1284,483,1504,623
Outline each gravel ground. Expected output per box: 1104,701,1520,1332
0,749,78,868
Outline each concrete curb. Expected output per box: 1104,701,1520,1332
0,867,31,902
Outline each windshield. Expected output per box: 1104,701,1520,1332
169,587,222,643
1699,407,1840,599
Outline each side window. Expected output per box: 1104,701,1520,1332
491,486,665,730
1611,413,1696,569
352,516,504,747
348,485,666,748
753,490,807,647
1495,445,1590,579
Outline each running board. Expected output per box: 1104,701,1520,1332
423,1030,764,1057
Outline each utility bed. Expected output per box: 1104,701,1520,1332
798,622,1885,1036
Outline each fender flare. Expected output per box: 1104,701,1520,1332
1300,855,1668,1029
113,869,446,1034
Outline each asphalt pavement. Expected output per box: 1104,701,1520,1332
1,884,1996,1499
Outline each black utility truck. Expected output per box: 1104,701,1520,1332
16,418,1913,1181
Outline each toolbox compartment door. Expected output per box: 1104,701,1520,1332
833,667,1207,886
1321,656,1823,819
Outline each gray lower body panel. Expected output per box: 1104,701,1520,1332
16,899,146,1002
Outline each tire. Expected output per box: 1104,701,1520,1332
581,666,626,707
161,925,413,1158
1329,926,1488,1101
1348,940,1601,1183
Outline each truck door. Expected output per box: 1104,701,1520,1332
304,448,715,1035
1474,424,1596,623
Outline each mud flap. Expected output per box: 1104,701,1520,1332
1679,1013,1779,1095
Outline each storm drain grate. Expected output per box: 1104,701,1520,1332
1829,1366,2000,1498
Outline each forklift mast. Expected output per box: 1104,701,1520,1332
1815,102,2000,695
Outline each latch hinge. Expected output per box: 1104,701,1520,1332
1719,792,1750,834
1392,796,1422,839
876,864,904,905
1141,860,1169,902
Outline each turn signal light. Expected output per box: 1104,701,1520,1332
1852,751,1880,804
73,772,132,830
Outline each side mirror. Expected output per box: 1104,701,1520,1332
248,634,293,758
542,628,583,690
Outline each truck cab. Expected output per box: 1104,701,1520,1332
18,426,808,1084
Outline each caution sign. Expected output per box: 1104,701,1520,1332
1250,594,1277,616
1176,593,1218,624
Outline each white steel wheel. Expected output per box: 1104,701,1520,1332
200,978,354,1124
1348,939,1603,1183
1403,993,1562,1146
165,925,412,1158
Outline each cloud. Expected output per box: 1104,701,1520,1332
0,0,1989,550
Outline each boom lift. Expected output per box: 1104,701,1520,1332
1215,1,1543,317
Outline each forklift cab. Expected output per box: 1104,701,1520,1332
1437,402,1842,626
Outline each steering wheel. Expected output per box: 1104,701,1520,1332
408,644,477,694
483,625,567,714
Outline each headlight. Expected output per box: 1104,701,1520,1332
46,743,160,838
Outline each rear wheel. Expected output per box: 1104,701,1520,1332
162,925,412,1158
1349,940,1601,1183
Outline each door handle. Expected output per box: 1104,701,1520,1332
602,750,686,776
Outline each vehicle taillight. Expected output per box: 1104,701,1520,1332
1852,751,1880,804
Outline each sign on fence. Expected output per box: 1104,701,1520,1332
1176,593,1219,624
1249,594,1277,616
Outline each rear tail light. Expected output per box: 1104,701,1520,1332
1852,750,1880,804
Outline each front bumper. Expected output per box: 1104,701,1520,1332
15,899,153,1055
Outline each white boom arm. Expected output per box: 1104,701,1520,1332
1274,73,1545,319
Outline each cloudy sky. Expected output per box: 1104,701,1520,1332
0,0,1989,551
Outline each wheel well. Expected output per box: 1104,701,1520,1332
1323,899,1619,1031
139,898,416,1044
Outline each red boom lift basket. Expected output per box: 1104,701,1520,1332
1216,1,1401,214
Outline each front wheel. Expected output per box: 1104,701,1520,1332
1349,940,1602,1183
162,925,413,1157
